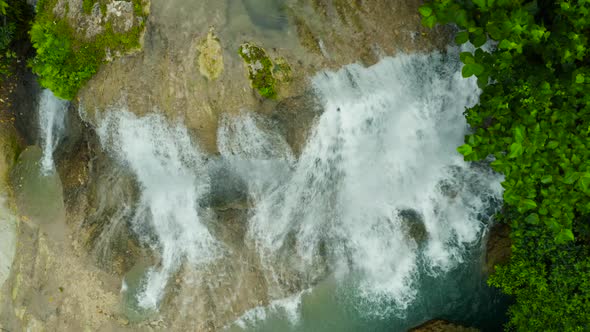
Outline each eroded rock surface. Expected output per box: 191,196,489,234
409,319,480,332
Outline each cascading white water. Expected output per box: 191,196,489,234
97,110,219,309
218,111,295,195
38,89,69,175
219,52,504,318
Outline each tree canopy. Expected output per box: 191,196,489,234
420,0,590,330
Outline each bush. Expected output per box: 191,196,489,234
29,21,99,99
0,0,33,80
420,0,590,330
30,0,146,100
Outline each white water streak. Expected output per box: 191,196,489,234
221,52,503,314
97,110,219,309
38,89,69,175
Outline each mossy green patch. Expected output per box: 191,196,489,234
82,0,96,14
30,0,148,100
238,42,277,99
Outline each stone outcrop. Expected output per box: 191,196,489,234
52,0,147,39
198,28,224,81
484,223,511,275
409,319,480,332
78,0,449,154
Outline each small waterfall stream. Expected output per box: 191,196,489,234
97,110,219,309
38,89,69,175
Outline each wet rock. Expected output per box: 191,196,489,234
409,319,480,332
198,28,224,81
10,146,66,226
242,0,288,30
484,223,511,275
400,209,427,244
271,93,321,155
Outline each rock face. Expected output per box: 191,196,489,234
52,0,147,39
484,223,511,275
409,319,480,332
78,0,449,154
198,28,224,81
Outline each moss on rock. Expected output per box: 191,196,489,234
30,0,148,100
238,42,277,99
197,28,224,81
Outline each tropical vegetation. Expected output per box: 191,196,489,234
30,0,146,100
420,0,590,330
0,0,33,80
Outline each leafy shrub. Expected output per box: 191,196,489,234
0,0,33,81
30,0,146,100
29,20,102,99
420,0,590,330
82,0,96,14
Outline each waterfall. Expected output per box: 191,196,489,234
220,52,504,319
38,89,69,175
97,110,219,309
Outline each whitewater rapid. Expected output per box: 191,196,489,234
97,111,219,309
95,51,503,321
220,51,503,319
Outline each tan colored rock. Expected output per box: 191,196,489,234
78,0,447,155
198,28,224,81
106,1,136,33
484,223,511,274
409,319,480,332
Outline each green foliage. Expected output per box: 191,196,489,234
0,0,33,81
29,21,99,100
82,0,96,14
488,225,590,331
420,0,590,330
30,0,146,100
238,43,277,99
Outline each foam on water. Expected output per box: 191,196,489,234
38,89,69,175
97,110,218,309
221,52,503,315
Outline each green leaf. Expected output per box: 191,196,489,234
563,171,580,185
541,175,553,184
457,144,473,156
525,213,539,225
423,15,437,28
508,142,524,158
460,52,475,64
514,126,525,143
518,199,537,212
547,141,559,149
576,74,585,84
578,173,590,194
455,31,469,44
555,229,574,243
462,63,484,77
473,0,487,9
471,33,487,47
418,5,433,17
